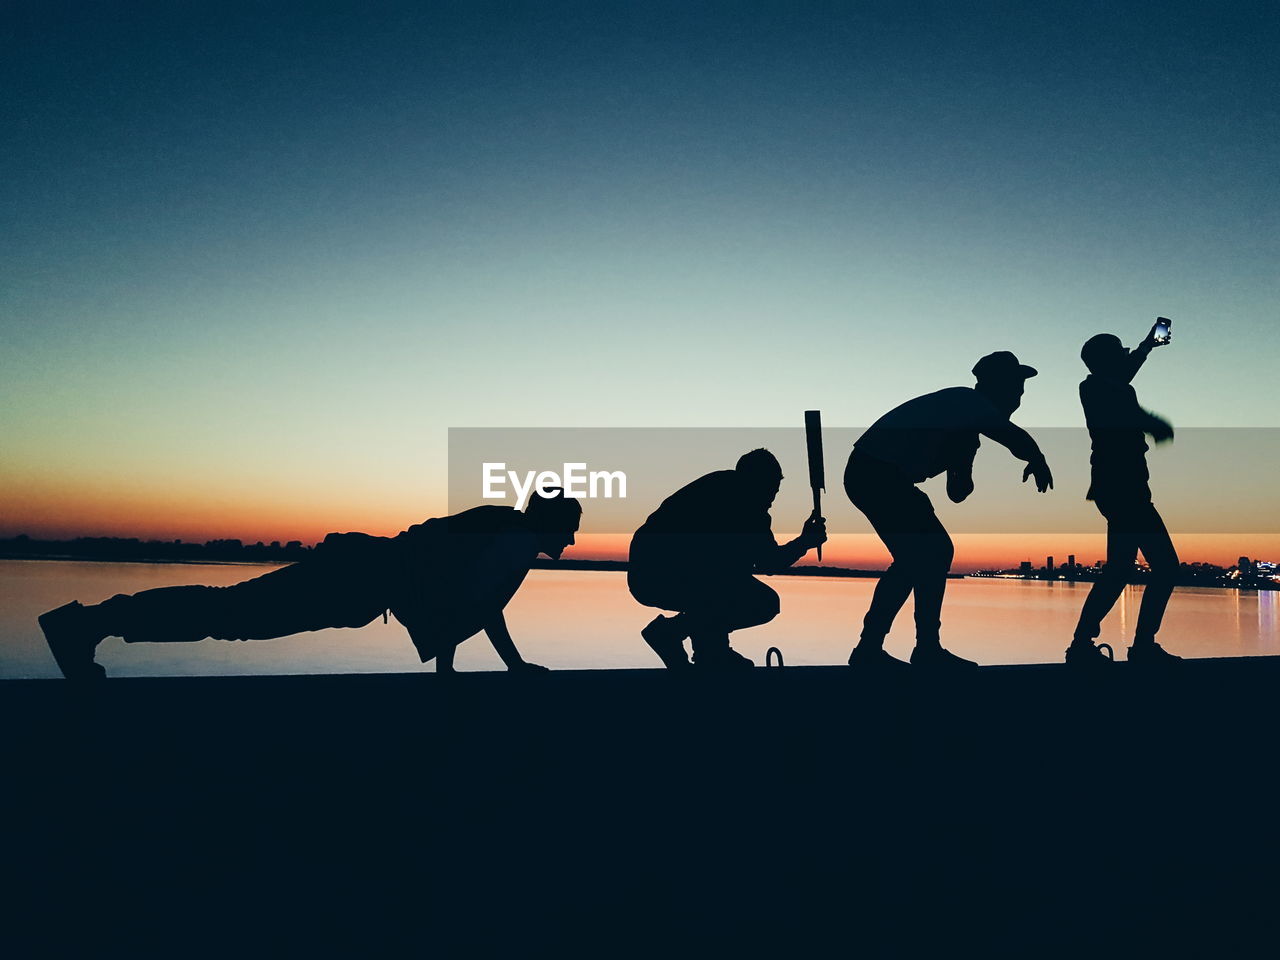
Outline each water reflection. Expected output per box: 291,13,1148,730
1,560,1277,678
1260,590,1277,652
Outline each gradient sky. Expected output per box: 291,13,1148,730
2,1,1277,565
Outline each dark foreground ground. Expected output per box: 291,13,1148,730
4,658,1279,956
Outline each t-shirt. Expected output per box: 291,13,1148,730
852,387,1006,483
630,470,781,577
1079,375,1150,500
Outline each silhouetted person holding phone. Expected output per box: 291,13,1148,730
1068,323,1181,666
846,352,1054,671
628,449,827,670
38,491,582,680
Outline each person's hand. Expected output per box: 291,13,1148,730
1140,321,1172,350
508,660,550,675
799,515,827,550
1022,458,1054,493
1149,416,1175,444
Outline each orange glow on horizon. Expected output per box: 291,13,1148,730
5,486,1278,573
0,479,446,547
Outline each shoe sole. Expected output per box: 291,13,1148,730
38,605,106,681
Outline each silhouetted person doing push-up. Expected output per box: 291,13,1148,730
846,352,1053,671
628,449,826,670
39,491,582,679
1068,323,1181,666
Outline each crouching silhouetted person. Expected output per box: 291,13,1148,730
846,352,1053,672
627,449,826,671
1068,324,1181,667
38,491,581,680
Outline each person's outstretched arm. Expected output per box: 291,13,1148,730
483,611,548,673
981,421,1054,492
1139,407,1175,443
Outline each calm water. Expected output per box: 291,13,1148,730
1,558,1277,678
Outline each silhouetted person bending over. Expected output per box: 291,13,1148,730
38,491,582,680
1068,325,1180,667
846,352,1053,671
628,449,826,670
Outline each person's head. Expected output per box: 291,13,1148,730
1080,333,1128,377
522,488,582,559
735,448,784,507
972,351,1038,415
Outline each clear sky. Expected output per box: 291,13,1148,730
2,1,1277,566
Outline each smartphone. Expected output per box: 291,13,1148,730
1153,317,1172,346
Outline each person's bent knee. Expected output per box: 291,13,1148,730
919,539,954,576
758,585,781,623
740,583,781,628
628,569,674,610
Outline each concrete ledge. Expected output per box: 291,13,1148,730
4,655,1278,954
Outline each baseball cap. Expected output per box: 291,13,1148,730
972,351,1038,381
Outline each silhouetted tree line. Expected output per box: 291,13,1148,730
1,538,894,579
0,534,311,564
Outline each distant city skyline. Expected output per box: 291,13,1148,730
7,533,1279,589
5,530,1280,579
975,552,1280,589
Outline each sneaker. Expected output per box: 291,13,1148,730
38,601,107,680
691,646,755,671
1128,641,1182,666
847,645,911,672
641,615,691,670
908,645,978,671
1065,640,1115,668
